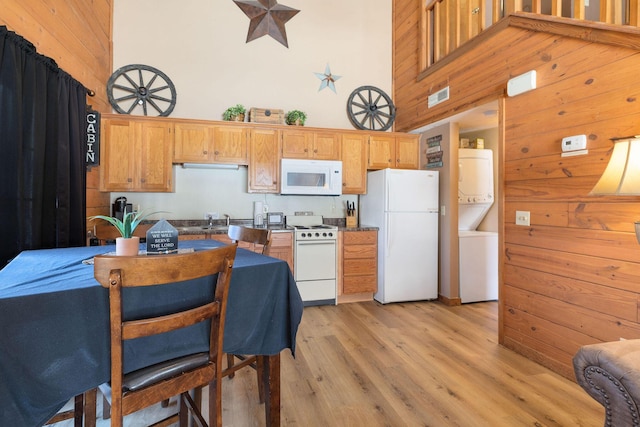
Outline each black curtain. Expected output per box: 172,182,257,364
0,26,87,267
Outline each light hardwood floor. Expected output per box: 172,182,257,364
53,300,603,426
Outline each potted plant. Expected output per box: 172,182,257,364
222,104,246,121
89,208,163,256
285,110,307,126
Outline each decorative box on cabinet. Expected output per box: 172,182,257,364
100,117,174,192
340,230,377,302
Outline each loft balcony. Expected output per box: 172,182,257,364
421,0,639,71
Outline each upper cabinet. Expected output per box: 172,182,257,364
281,128,340,160
174,121,249,165
248,128,280,193
100,117,174,192
341,133,368,194
99,114,420,195
368,133,420,170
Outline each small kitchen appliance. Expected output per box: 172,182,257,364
286,215,338,306
112,197,132,221
253,201,265,227
280,159,342,196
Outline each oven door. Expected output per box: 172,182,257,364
294,240,337,281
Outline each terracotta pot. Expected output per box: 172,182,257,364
115,236,140,256
231,113,245,122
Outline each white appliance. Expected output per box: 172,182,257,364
285,215,338,306
360,169,439,304
253,201,265,227
458,148,498,303
280,159,342,196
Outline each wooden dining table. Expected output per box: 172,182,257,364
0,239,303,427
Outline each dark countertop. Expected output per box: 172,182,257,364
142,219,377,235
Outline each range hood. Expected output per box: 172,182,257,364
181,163,239,170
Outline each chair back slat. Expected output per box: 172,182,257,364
227,225,271,254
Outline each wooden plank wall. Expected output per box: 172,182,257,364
393,1,640,378
0,0,114,229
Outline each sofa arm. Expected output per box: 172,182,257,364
573,340,640,426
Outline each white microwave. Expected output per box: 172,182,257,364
280,158,342,196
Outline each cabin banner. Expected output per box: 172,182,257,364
86,109,100,168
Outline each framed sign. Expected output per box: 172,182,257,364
86,109,100,167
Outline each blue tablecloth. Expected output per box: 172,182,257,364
0,240,303,427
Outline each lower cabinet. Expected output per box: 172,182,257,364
268,232,293,272
340,230,377,300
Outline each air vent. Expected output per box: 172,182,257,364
428,86,449,108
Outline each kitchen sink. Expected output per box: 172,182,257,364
177,226,228,233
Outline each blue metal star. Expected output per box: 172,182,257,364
234,0,300,48
314,64,341,93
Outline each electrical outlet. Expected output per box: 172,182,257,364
515,210,530,226
204,211,219,220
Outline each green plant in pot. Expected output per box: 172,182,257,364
285,110,307,126
222,104,246,121
89,209,164,256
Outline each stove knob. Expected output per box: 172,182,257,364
315,232,320,237
328,232,333,237
322,232,327,237
300,232,306,238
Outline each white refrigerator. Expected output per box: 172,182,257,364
360,169,439,304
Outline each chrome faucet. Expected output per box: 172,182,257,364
224,214,230,227
208,215,214,228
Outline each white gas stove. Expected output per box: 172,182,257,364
286,215,338,306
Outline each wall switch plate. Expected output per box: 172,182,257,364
515,210,530,226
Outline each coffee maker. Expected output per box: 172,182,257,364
112,197,133,221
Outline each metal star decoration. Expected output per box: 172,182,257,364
233,0,300,48
314,64,341,93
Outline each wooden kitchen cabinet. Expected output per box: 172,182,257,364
269,232,293,272
248,128,280,193
174,121,248,165
342,230,377,295
281,128,340,160
100,117,174,192
368,133,419,170
341,133,368,194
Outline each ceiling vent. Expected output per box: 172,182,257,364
428,86,450,108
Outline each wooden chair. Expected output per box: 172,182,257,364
93,245,237,427
224,225,271,401
44,390,96,427
227,224,271,255
93,223,153,245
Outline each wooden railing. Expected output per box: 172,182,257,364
421,0,640,69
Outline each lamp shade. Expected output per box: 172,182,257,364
590,137,640,195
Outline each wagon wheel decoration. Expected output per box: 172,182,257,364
346,86,396,131
107,64,177,116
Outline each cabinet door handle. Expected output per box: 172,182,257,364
127,178,132,183
141,178,146,183
203,150,208,154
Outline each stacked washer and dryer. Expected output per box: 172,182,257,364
458,148,498,303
